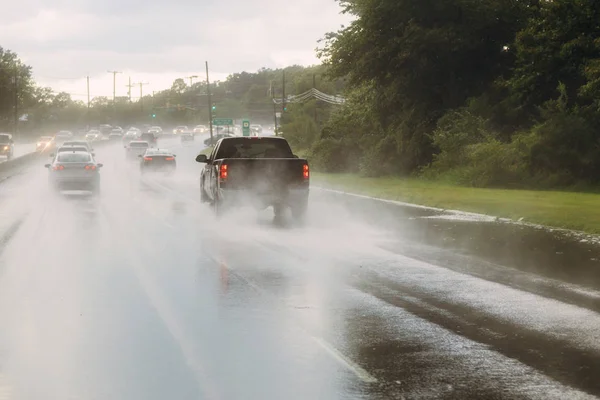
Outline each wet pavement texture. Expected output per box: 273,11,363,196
0,135,598,399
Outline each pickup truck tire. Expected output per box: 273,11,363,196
291,201,307,222
211,198,225,217
273,204,285,218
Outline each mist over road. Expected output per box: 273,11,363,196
0,135,598,399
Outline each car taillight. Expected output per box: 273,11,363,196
85,165,96,170
303,164,309,179
220,164,228,180
165,157,175,161
144,157,153,161
53,165,65,171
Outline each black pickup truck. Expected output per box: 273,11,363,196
195,137,309,219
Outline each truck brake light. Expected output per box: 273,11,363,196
220,164,228,180
303,164,309,179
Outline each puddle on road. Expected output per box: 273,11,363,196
313,190,600,289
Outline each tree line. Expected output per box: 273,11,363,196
0,49,339,137
292,0,600,189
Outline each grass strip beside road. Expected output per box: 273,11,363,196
313,173,600,234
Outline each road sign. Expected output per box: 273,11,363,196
275,112,281,118
242,119,250,137
213,118,233,126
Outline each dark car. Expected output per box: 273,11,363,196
140,132,157,146
45,151,103,194
0,133,15,159
139,148,176,175
196,137,309,219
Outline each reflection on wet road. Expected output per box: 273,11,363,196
0,135,599,399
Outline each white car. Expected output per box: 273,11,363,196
125,141,150,160
62,140,94,152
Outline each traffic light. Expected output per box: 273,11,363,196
152,113,156,118
212,104,216,111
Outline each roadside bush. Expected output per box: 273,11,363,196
358,135,400,177
308,137,359,173
426,109,491,173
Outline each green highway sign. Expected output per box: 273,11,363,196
242,119,250,136
213,118,233,126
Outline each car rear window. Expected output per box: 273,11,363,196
0,135,10,144
58,147,87,153
57,153,91,162
130,142,149,148
215,138,294,159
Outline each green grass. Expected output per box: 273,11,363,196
312,173,600,234
198,146,213,156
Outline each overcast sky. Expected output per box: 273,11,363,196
1,0,351,100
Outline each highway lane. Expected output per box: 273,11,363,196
0,136,599,399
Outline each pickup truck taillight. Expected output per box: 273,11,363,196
220,164,228,180
303,164,309,179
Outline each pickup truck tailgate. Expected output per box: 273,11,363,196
218,158,308,190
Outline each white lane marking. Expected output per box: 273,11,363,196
312,337,378,383
138,180,381,385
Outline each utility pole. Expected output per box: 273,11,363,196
186,75,198,87
126,76,135,103
271,80,278,135
86,76,90,130
206,61,213,143
134,82,149,113
12,69,18,137
313,73,317,124
107,70,122,122
282,70,286,117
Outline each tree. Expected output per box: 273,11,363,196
318,0,534,173
0,46,34,129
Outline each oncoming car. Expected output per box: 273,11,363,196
139,148,176,175
0,133,14,159
45,151,103,194
36,136,55,153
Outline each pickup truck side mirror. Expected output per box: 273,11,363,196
91,153,96,157
138,154,142,158
44,164,50,168
97,163,103,168
195,154,208,163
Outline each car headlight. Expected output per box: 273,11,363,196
3,146,8,150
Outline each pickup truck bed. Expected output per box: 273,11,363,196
196,137,309,219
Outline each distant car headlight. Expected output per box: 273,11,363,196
3,146,8,150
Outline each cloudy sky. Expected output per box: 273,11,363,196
1,0,351,100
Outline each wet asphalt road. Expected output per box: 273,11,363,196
0,136,599,399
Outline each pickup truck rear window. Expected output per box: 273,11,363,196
216,139,294,159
